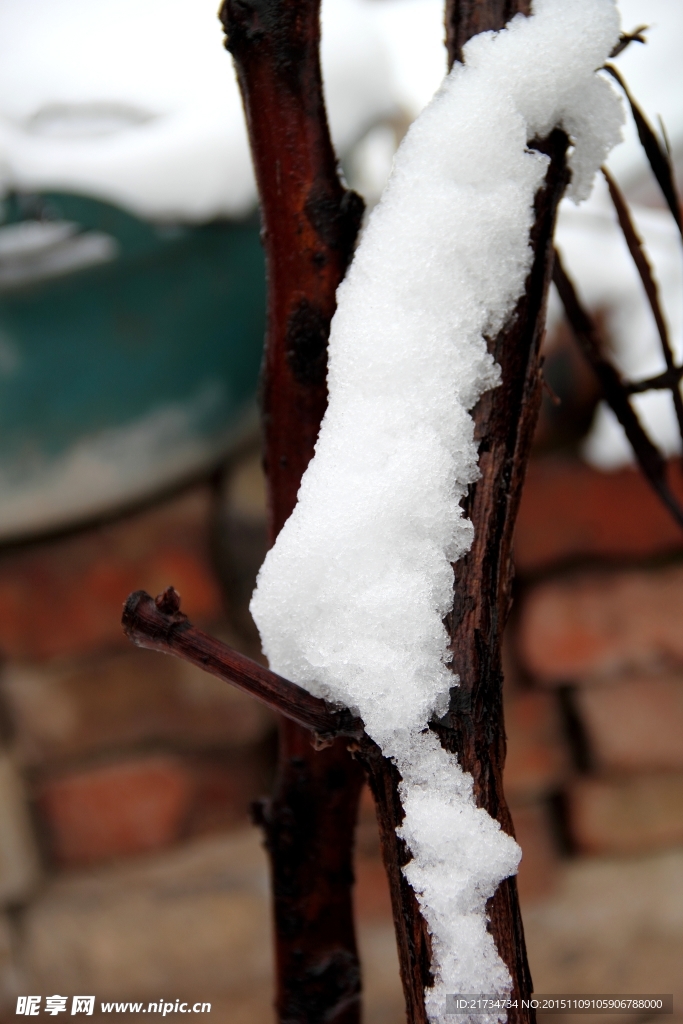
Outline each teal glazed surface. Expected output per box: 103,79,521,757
0,192,265,537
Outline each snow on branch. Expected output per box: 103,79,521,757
250,1,623,1021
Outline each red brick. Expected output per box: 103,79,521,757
354,856,393,922
509,799,561,904
2,648,275,769
576,673,683,773
354,785,393,923
355,782,382,857
504,690,570,801
36,756,195,867
515,455,683,574
567,773,683,855
518,563,683,682
0,488,223,662
185,749,275,837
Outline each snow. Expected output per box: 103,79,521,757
0,0,677,228
0,0,398,222
250,1,623,1020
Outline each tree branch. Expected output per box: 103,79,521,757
552,250,683,529
333,8,571,1022
122,587,363,744
603,64,682,235
626,365,683,395
220,0,364,540
439,128,569,1023
365,129,570,1024
609,25,647,60
218,0,367,1020
602,167,683,440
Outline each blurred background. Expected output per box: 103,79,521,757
0,0,681,1021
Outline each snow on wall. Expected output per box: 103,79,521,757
251,1,623,1021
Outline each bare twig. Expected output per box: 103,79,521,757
552,250,683,528
123,587,363,744
602,166,683,439
542,373,562,406
626,365,683,395
609,25,648,59
658,116,673,159
604,64,682,235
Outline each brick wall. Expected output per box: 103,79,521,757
0,448,681,1020
510,452,683,876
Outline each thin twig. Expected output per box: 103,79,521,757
123,587,363,744
553,250,683,528
609,25,647,59
658,116,673,159
602,166,683,439
542,372,562,406
604,64,682,235
626,365,683,395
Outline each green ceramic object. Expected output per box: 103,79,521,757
0,191,265,539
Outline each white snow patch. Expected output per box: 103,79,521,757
251,1,622,1020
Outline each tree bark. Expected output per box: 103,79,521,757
218,1,366,1021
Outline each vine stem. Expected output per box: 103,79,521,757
122,587,364,743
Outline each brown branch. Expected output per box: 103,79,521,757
122,587,363,744
220,0,364,539
604,64,682,235
218,0,367,1021
602,167,683,440
627,365,683,395
552,250,683,528
609,25,647,59
331,11,572,1024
